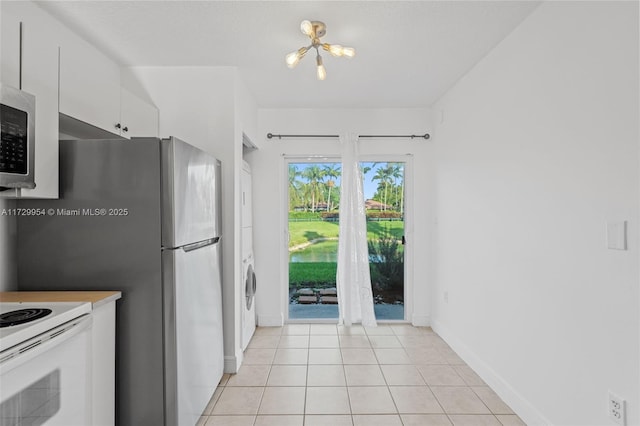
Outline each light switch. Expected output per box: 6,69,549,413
607,221,627,250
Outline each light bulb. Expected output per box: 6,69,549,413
342,47,355,58
285,51,301,68
285,47,308,69
328,44,344,57
316,55,326,80
323,43,355,58
317,64,326,80
300,20,313,37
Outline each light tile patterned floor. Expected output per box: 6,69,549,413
198,325,527,426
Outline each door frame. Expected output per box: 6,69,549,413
281,154,414,324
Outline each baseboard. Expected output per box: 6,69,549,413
431,319,552,426
258,314,284,327
411,314,431,327
223,353,242,374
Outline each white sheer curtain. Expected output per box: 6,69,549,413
336,133,377,327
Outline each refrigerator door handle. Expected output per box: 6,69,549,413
182,237,220,252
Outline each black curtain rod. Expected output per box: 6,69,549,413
266,133,430,140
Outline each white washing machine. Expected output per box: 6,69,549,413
241,161,256,350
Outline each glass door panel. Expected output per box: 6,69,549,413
288,162,341,320
361,162,405,320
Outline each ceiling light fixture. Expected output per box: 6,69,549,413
285,20,355,80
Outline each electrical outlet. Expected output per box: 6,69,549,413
608,391,626,425
444,291,449,303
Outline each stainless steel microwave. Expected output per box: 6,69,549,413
0,83,35,190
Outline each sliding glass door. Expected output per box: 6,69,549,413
286,159,406,321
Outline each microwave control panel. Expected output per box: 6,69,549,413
0,103,28,175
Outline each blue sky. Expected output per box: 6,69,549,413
291,162,402,200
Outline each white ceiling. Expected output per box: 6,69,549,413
36,1,541,109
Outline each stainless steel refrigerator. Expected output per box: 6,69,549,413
17,137,224,426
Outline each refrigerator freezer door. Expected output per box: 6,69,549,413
162,242,224,426
161,137,222,248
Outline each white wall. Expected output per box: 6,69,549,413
0,199,17,291
431,2,639,425
251,108,433,326
122,66,255,373
235,74,259,148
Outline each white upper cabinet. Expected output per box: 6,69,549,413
0,7,20,87
58,37,159,139
59,34,122,137
1,2,61,199
120,88,159,138
1,1,159,198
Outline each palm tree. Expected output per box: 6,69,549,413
301,165,325,212
389,163,404,212
361,162,378,178
372,165,393,211
288,165,303,210
323,164,341,211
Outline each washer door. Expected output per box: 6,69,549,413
245,264,257,310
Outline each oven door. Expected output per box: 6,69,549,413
0,315,92,426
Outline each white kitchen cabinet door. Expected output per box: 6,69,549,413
120,88,159,138
1,2,61,199
0,5,20,88
59,32,121,137
20,12,61,199
91,301,117,426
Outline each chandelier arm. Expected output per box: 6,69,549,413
299,45,312,55
297,45,313,59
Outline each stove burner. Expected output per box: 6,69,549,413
0,308,53,328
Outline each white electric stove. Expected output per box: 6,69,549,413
0,301,93,425
0,301,91,352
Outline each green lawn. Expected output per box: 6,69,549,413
289,262,337,288
289,261,391,289
288,221,340,247
288,220,404,248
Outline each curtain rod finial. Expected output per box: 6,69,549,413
410,134,430,140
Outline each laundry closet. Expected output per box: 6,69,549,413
241,137,257,350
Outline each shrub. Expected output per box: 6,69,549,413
366,211,403,220
315,211,403,221
368,233,404,293
320,211,339,220
288,211,323,220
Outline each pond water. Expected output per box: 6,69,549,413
289,240,338,263
289,240,401,263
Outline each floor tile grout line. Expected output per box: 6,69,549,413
469,384,504,417
210,326,523,425
303,336,310,419
429,383,501,423
340,332,354,419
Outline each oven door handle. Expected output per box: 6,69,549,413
0,314,92,374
